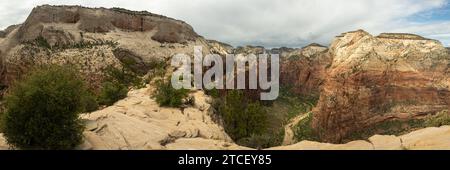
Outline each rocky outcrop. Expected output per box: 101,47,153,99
269,47,296,58
18,5,198,44
400,126,450,150
270,126,450,150
0,134,7,150
112,48,151,75
376,33,431,40
207,40,234,56
280,43,331,96
312,30,450,143
78,85,232,150
0,5,218,89
234,45,266,55
0,25,20,38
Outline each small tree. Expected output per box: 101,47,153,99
98,81,128,106
2,65,86,149
97,66,142,106
153,79,189,107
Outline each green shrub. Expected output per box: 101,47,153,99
0,113,4,133
153,79,189,107
237,129,284,149
425,110,450,127
81,92,99,112
104,66,143,88
218,90,267,140
96,66,142,106
205,88,220,98
146,59,167,82
35,36,51,49
98,81,128,106
1,65,86,149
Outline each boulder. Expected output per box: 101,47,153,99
369,135,403,150
0,134,9,150
400,126,450,150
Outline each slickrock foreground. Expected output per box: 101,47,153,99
272,126,450,150
0,86,449,150
78,86,237,150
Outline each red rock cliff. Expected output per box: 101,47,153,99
312,30,450,143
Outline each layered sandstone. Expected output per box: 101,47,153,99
280,43,331,96
18,5,199,44
312,30,450,143
0,5,217,88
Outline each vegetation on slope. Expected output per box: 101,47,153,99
206,85,319,149
1,65,88,149
153,78,190,108
98,64,144,106
213,90,268,149
26,35,118,50
293,112,320,142
346,110,450,142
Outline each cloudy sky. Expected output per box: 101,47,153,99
1,0,450,47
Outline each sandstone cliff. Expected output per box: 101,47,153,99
0,5,216,88
280,43,331,96
312,30,450,143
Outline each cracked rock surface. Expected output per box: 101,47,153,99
0,85,449,150
269,126,450,150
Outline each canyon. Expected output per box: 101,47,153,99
0,5,449,150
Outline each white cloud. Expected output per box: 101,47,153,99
0,0,448,47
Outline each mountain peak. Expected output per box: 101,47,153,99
18,5,199,44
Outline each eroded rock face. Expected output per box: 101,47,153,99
18,5,199,44
0,5,217,89
112,48,151,75
207,40,234,56
312,30,450,143
0,25,20,38
280,43,331,96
